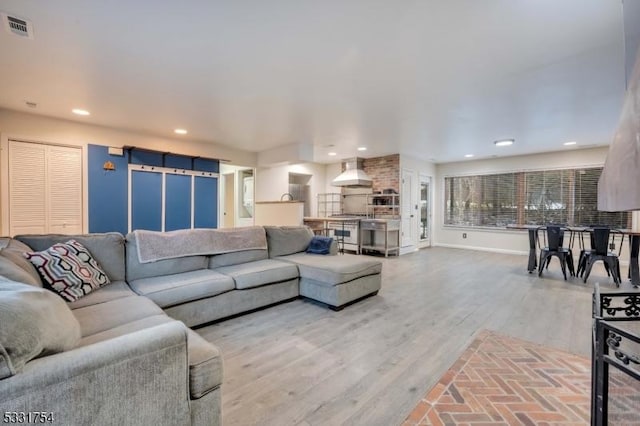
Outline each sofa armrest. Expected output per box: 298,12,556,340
329,239,339,255
0,322,192,426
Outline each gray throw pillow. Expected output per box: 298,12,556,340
0,280,81,378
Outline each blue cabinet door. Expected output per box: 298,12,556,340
194,176,218,228
165,173,192,231
131,170,162,231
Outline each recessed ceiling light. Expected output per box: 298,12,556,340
328,152,337,156
494,139,514,147
563,141,577,146
72,108,90,116
174,129,188,135
464,154,474,158
357,147,367,151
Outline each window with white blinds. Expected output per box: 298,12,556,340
8,140,82,236
444,167,631,228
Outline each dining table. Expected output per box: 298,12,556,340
506,224,640,287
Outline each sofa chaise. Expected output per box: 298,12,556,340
0,226,382,425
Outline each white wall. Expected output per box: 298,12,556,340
433,147,610,254
255,162,327,217
0,108,256,164
0,108,256,233
324,162,342,194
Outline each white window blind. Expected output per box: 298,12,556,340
444,167,630,228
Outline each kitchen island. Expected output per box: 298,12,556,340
255,201,304,226
360,219,401,257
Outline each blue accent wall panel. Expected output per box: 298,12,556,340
129,149,163,167
193,158,219,173
88,145,128,234
165,174,192,231
194,176,218,228
165,154,192,170
131,170,162,231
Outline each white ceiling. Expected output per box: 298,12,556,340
0,1,626,163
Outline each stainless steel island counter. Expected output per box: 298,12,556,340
359,219,400,257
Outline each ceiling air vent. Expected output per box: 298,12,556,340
2,13,34,39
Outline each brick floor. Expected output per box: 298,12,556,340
402,330,593,426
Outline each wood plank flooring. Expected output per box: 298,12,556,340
196,247,633,426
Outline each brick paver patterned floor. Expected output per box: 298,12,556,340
403,330,594,425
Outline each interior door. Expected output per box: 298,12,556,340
401,169,417,247
194,175,218,228
130,169,163,231
165,173,192,231
8,140,82,236
9,141,47,235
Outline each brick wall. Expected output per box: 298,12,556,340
363,154,400,193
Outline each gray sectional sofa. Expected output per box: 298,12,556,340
0,226,382,426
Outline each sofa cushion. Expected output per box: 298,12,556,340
77,314,174,346
0,280,81,378
277,253,382,286
264,226,314,258
0,240,42,287
129,269,234,308
66,281,136,310
25,240,111,302
0,255,41,287
17,233,126,281
77,314,223,398
208,249,268,268
3,239,33,252
72,295,163,337
126,232,208,281
216,259,299,290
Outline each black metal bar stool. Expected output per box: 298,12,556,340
538,225,575,280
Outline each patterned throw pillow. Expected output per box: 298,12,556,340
24,240,111,302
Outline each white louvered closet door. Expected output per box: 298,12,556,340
8,140,82,236
47,145,82,234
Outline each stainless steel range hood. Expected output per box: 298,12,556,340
331,157,373,187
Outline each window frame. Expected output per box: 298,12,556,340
442,164,631,230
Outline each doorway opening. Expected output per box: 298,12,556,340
288,172,311,217
419,175,431,247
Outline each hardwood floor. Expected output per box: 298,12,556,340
196,247,632,426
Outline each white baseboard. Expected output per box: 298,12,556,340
433,243,528,256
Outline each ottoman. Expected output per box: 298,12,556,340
276,253,382,310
